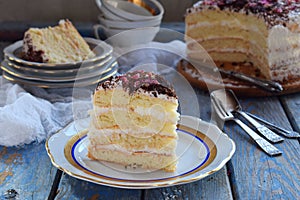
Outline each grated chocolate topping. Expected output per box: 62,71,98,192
96,70,177,98
187,0,300,27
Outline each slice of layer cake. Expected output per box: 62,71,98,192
87,71,180,172
23,19,95,63
185,0,300,82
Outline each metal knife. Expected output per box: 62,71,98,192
236,111,284,143
214,68,283,93
246,112,300,138
189,60,283,93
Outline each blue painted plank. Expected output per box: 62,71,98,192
280,93,300,132
224,96,300,199
55,173,142,200
0,143,57,199
144,167,232,200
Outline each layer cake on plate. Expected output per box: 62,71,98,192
87,71,180,172
185,0,300,82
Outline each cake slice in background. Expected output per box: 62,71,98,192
23,19,95,63
87,70,180,172
185,0,300,82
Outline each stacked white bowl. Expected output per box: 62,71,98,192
94,0,164,47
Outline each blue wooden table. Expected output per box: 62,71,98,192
0,24,299,199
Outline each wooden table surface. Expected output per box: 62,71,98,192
0,24,299,200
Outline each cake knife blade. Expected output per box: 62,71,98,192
214,68,283,93
185,59,283,92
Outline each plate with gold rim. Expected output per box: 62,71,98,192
46,115,235,189
3,37,113,69
5,55,114,76
3,65,118,88
1,60,117,82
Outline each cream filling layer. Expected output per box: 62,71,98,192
90,143,176,156
186,21,263,37
92,106,179,122
88,123,178,137
187,38,300,69
186,25,299,53
186,37,266,56
192,44,300,62
186,20,249,29
187,24,300,68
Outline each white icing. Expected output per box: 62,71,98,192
288,11,300,25
268,25,300,80
268,25,295,50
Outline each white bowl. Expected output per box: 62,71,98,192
95,0,164,21
96,0,127,21
98,15,161,29
94,24,159,47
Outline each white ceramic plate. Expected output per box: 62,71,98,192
3,38,113,69
5,55,113,76
1,59,117,82
46,115,235,189
97,15,161,29
97,0,164,21
2,64,118,88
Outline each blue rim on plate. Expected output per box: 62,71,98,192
68,129,211,182
46,115,235,189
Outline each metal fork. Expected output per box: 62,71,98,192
211,97,282,156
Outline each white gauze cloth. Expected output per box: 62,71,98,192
0,77,92,147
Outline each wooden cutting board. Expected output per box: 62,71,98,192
177,59,300,97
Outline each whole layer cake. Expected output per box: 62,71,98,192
23,19,95,63
185,0,300,82
87,71,180,172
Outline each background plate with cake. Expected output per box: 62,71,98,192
180,0,300,96
1,20,116,88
